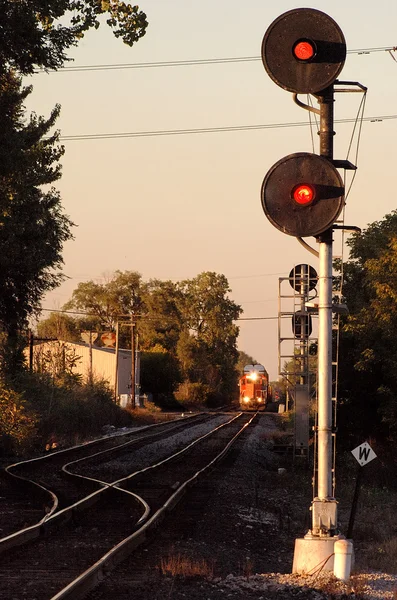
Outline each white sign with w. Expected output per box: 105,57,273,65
351,442,377,467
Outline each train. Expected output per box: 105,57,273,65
239,364,271,411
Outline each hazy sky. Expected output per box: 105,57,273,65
25,0,397,380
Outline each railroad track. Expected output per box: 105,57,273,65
0,411,256,600
1,412,210,535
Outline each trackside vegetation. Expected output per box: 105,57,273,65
0,1,148,455
38,270,242,409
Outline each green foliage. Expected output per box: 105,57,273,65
174,382,210,408
140,347,182,398
64,270,143,336
10,371,132,451
337,211,397,443
0,383,38,454
236,351,259,375
51,270,242,407
138,279,182,354
0,0,148,75
0,72,73,340
175,272,242,404
36,313,83,342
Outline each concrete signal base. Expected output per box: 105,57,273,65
292,534,351,574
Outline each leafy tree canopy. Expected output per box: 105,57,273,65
337,211,397,442
63,270,143,332
176,272,242,401
0,0,148,75
39,271,242,405
0,72,73,339
236,351,259,375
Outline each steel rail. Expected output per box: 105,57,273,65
50,412,257,600
0,414,211,552
3,413,207,521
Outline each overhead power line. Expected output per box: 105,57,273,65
58,114,397,142
40,306,277,321
44,46,396,73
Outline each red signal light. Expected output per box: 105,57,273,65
293,184,315,205
293,40,315,61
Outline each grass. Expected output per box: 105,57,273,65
259,416,397,576
159,553,214,579
335,457,397,575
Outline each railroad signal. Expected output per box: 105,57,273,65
261,152,344,238
292,311,312,339
261,8,346,94
289,265,318,293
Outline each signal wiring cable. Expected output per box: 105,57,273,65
39,306,278,321
307,93,320,153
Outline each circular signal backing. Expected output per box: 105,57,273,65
261,152,344,238
289,265,318,292
261,8,346,94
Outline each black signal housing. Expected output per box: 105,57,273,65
261,8,346,94
261,152,345,238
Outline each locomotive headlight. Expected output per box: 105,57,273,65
257,398,263,403
243,397,250,403
248,373,258,381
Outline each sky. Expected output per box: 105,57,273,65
24,0,397,381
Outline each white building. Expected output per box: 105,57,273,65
28,341,139,403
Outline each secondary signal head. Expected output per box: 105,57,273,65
261,152,345,237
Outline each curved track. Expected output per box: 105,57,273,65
1,413,209,536
0,412,256,600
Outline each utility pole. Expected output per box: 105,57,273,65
131,314,135,407
114,321,119,402
89,329,93,386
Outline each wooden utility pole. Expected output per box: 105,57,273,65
114,321,119,402
131,315,135,406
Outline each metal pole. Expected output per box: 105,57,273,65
135,332,140,406
299,264,307,385
29,330,34,371
131,315,135,406
89,330,93,386
347,466,362,538
114,321,119,402
317,232,333,499
312,85,338,533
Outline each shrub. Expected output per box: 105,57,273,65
174,382,209,408
0,383,38,454
7,371,133,452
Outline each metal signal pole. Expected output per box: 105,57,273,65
314,87,338,534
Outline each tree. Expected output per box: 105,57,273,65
337,211,397,443
236,350,259,375
138,279,183,354
176,272,242,403
36,312,83,342
0,2,148,377
140,346,182,403
63,270,143,345
0,72,73,373
0,0,148,75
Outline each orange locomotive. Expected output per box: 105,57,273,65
239,364,270,411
